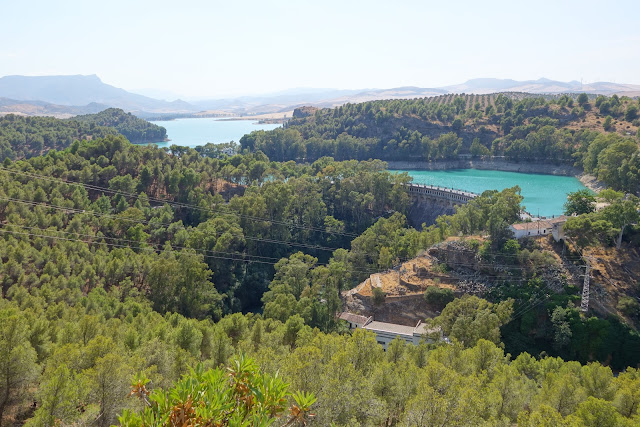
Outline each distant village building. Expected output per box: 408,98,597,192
220,146,236,156
509,216,567,241
338,312,441,350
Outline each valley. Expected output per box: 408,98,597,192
4,1,640,424
1,69,639,427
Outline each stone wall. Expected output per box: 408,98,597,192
407,199,454,229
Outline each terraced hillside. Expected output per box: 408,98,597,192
343,234,640,369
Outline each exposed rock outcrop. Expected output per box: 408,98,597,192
292,106,318,118
407,199,455,228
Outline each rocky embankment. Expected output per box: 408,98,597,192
407,199,455,229
342,237,589,325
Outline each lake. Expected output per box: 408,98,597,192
390,168,589,217
145,118,587,217
149,117,282,148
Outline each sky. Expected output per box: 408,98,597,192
1,0,639,99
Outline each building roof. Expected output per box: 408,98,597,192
340,312,441,339
415,322,441,336
510,216,567,231
364,321,415,336
338,312,370,325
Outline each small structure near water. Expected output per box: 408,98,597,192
509,216,567,241
339,312,372,330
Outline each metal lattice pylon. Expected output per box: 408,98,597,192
580,259,590,312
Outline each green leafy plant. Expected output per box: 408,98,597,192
119,355,315,426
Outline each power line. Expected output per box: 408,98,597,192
0,193,432,266
0,167,592,288
436,246,584,260
0,226,275,265
2,223,282,262
1,167,587,263
0,214,580,290
428,259,585,271
510,296,551,323
0,204,588,308
0,225,386,275
0,196,381,258
0,166,364,238
507,261,590,322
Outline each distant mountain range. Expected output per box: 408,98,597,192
189,87,450,115
443,78,640,96
0,75,638,118
0,75,194,115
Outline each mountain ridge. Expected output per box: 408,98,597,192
0,75,196,113
1,75,638,118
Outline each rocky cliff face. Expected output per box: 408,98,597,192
407,199,455,229
292,106,318,118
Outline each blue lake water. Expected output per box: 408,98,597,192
143,117,587,217
149,117,281,148
390,168,589,217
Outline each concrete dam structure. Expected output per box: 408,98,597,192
405,183,478,228
406,183,477,206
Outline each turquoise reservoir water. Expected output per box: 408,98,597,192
149,117,281,148
390,169,589,217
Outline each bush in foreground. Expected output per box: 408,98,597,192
119,355,316,426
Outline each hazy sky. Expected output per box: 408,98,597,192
2,0,639,98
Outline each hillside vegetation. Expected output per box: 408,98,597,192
71,108,166,143
5,295,640,426
241,93,640,193
0,107,639,425
0,109,166,161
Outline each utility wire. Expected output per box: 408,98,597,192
2,223,282,262
1,195,583,277
0,196,384,258
0,166,363,237
0,225,386,275
0,168,589,286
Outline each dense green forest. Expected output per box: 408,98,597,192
0,109,166,161
71,108,167,144
0,115,117,160
241,94,640,193
1,122,639,424
4,294,640,426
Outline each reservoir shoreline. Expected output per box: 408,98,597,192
385,158,605,193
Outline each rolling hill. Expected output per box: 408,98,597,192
0,75,197,113
1,75,638,119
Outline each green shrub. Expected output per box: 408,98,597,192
432,263,450,274
119,355,316,426
603,115,614,131
617,296,640,318
424,286,455,308
372,287,386,306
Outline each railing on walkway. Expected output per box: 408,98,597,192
405,183,478,203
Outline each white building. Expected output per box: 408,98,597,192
338,312,372,329
339,312,440,350
509,216,567,241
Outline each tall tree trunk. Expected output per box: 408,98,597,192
616,224,625,249
0,383,9,424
